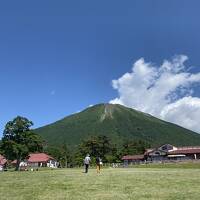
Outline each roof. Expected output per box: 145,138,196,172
11,160,17,164
168,148,200,155
177,146,200,150
145,145,200,155
0,155,7,166
122,155,144,160
28,153,54,163
144,149,154,155
121,145,200,161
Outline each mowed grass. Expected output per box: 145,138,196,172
1,165,200,200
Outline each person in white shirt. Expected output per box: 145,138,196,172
84,154,91,173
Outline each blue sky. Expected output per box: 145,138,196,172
1,1,200,136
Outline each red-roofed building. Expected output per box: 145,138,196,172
28,153,58,168
122,144,200,164
122,155,144,164
11,153,58,169
146,144,200,161
0,155,7,170
167,147,200,160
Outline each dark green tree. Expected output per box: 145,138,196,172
45,143,71,168
60,143,71,167
0,116,43,171
121,140,150,156
74,135,116,165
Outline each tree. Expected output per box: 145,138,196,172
120,140,150,156
45,143,71,168
0,116,43,171
74,135,116,165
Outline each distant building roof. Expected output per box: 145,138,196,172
0,155,7,166
145,145,200,156
177,146,200,150
168,148,200,155
124,145,200,161
122,155,144,160
144,149,154,155
28,153,55,163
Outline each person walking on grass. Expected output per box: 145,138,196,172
96,156,102,173
84,154,91,173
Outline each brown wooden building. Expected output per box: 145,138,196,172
122,144,200,164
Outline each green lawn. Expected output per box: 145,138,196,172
1,165,200,200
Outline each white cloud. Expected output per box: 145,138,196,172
110,55,200,133
160,97,200,133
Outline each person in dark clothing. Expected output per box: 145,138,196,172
96,157,102,173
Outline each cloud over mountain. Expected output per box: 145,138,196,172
110,55,200,133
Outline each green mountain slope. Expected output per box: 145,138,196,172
34,103,200,148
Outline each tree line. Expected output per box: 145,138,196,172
0,116,150,170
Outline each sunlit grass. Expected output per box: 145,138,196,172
1,164,200,200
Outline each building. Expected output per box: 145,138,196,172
122,144,200,164
28,153,58,168
122,155,144,165
0,155,7,171
146,144,200,162
12,153,58,169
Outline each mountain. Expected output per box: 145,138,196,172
34,103,200,148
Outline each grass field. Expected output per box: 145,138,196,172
1,164,200,200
